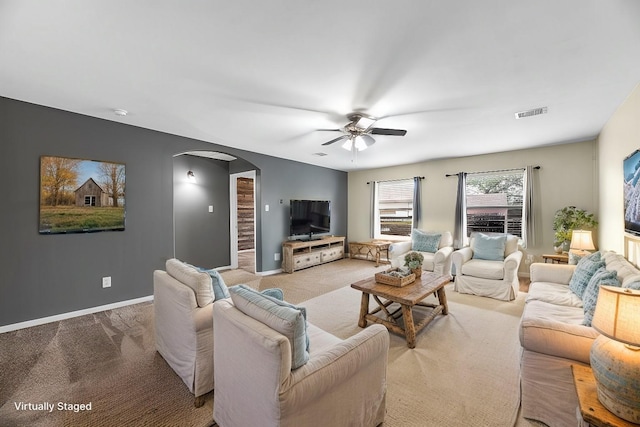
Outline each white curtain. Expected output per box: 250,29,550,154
453,173,467,249
523,166,537,247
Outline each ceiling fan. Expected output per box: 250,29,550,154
321,113,407,152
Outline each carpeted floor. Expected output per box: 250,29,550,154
0,259,542,426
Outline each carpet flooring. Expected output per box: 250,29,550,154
0,259,542,426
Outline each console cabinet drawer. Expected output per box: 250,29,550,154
293,252,322,269
321,247,344,263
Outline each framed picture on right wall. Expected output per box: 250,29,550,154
623,149,640,236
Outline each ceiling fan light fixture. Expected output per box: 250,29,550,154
341,138,353,151
354,135,368,151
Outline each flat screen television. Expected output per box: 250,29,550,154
289,199,331,239
624,149,640,236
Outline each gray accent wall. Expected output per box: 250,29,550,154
173,155,231,268
0,97,347,327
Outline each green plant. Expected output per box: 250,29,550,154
552,206,598,245
404,251,424,269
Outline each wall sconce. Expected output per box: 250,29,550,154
590,285,640,423
187,170,196,183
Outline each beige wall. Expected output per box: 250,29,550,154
598,82,640,255
348,140,598,271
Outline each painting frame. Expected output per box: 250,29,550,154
39,155,126,234
623,149,640,236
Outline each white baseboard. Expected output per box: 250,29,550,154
258,268,283,276
0,295,154,334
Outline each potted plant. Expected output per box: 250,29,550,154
552,206,598,252
404,251,424,277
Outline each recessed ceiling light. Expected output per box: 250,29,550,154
114,109,128,117
313,152,328,157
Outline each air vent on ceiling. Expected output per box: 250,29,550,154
515,107,548,119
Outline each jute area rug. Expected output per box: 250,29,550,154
0,259,533,426
300,281,527,427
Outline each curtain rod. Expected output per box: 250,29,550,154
367,176,424,184
445,166,540,177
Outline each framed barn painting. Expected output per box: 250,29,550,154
39,155,126,234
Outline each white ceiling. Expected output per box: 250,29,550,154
1,1,640,172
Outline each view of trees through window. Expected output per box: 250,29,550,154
466,171,524,237
375,179,414,237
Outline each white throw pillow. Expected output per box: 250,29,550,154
165,258,214,307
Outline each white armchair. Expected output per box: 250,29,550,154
451,233,523,301
389,230,454,277
153,259,219,407
213,295,389,427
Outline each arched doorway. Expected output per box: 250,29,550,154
173,151,258,271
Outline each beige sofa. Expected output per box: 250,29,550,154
153,259,222,405
519,251,640,427
389,230,454,276
213,286,389,427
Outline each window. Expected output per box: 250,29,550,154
374,179,415,238
84,195,96,206
465,170,524,239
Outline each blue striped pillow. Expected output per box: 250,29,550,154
581,268,620,326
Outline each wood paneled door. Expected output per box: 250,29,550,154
236,177,255,251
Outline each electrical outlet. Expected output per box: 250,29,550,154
274,253,281,261
102,276,111,288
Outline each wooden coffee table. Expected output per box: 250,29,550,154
351,272,452,348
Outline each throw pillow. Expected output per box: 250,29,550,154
581,268,621,327
166,259,214,307
412,229,441,253
472,233,507,261
568,256,606,299
568,251,583,265
229,285,310,369
623,280,640,290
197,268,231,300
261,288,284,300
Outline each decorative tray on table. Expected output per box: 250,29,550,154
375,268,416,287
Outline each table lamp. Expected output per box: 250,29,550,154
590,285,640,423
570,229,596,256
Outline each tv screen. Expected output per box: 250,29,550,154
290,200,331,238
39,155,126,234
624,149,640,236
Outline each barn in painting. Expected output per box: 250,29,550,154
74,178,109,207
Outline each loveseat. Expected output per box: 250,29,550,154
153,258,229,406
519,251,640,427
213,285,389,427
389,230,454,276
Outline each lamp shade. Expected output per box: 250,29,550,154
570,229,595,251
592,285,640,347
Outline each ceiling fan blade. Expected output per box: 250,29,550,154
361,134,376,147
370,128,407,136
316,128,342,132
321,135,349,146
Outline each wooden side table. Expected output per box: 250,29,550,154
349,240,391,267
572,364,636,427
542,253,569,264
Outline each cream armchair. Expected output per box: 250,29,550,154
213,295,389,427
153,259,219,407
389,230,454,276
451,233,523,301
